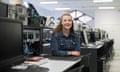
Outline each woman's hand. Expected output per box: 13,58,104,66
68,51,80,56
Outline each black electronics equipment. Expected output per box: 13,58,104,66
0,17,24,70
0,2,8,17
28,16,47,27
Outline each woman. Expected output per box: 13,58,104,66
50,13,80,56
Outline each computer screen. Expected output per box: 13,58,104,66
0,17,24,68
89,31,96,42
23,32,27,40
80,31,85,45
86,32,91,43
94,32,100,41
83,30,89,45
28,32,34,39
42,29,53,43
0,2,8,17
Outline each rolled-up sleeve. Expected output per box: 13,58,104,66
50,34,68,56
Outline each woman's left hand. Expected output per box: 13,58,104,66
71,51,80,56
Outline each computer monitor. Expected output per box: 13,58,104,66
83,30,89,45
23,32,27,40
80,31,85,45
42,29,52,43
94,32,100,41
89,31,96,42
0,2,8,17
28,32,34,39
0,17,24,69
86,31,91,43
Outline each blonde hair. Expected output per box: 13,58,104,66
52,13,74,34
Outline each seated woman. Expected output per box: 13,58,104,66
50,13,80,56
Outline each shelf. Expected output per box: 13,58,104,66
23,26,41,30
42,27,54,29
23,25,54,30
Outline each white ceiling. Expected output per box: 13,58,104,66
23,0,120,27
25,0,120,11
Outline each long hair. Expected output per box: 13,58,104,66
52,13,74,34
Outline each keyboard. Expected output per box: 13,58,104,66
6,65,49,72
48,56,81,61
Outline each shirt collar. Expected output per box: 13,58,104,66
60,32,74,38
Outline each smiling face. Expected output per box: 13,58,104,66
61,15,73,31
52,13,74,34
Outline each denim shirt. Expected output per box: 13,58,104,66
50,32,80,56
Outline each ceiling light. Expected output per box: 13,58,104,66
79,15,93,23
55,8,70,10
70,10,83,18
23,1,29,8
93,0,113,3
98,7,115,9
40,1,58,4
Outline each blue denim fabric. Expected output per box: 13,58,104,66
50,32,80,56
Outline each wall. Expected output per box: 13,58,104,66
10,0,23,5
1,0,9,4
2,0,23,4
95,10,120,49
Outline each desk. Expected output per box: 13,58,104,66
40,58,81,72
81,43,104,72
81,39,114,72
1,57,82,72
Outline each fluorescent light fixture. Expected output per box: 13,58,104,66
55,8,70,10
98,7,115,9
93,0,113,3
23,1,29,8
79,15,92,23
70,10,83,18
40,1,58,4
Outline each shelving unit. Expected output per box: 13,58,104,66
23,26,42,56
23,25,54,56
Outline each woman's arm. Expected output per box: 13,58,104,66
70,34,80,56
